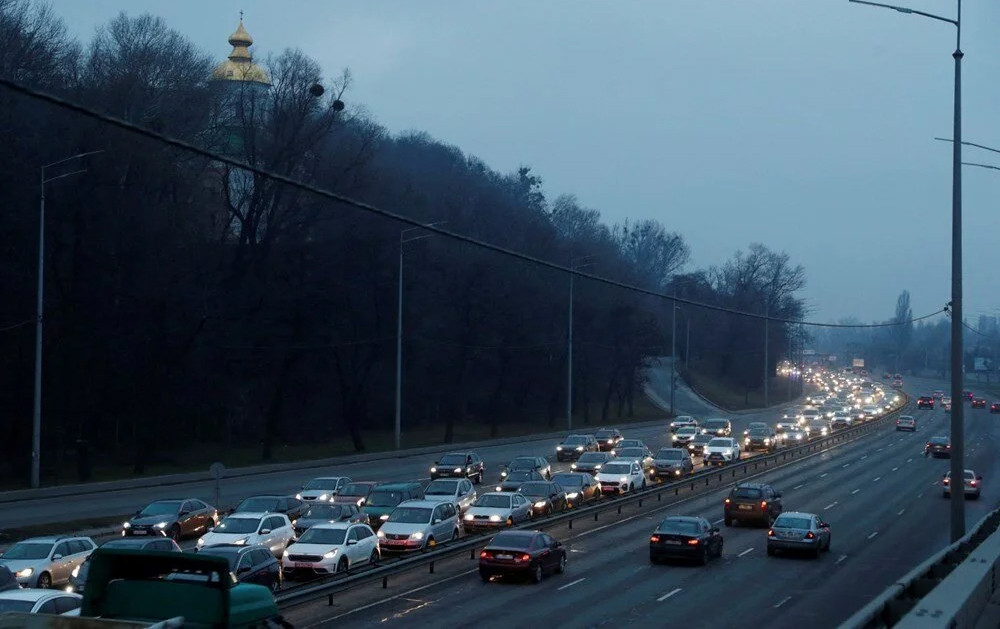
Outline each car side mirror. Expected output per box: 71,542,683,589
260,529,271,535
978,475,984,480
346,539,358,546
820,523,829,529
53,554,63,560
551,541,562,549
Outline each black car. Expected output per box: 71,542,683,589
570,451,616,475
687,434,714,457
925,436,951,458
430,452,485,483
293,503,367,536
68,537,181,594
555,435,598,461
724,482,782,527
972,398,987,409
196,543,283,593
917,396,935,409
233,495,309,523
649,516,723,565
0,566,18,592
550,473,601,507
744,428,778,453
593,428,623,452
495,470,546,492
122,499,218,540
499,457,551,481
992,402,1000,414
517,481,568,516
478,530,566,583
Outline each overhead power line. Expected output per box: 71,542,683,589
0,77,944,330
0,319,32,333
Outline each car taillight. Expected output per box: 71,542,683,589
943,478,949,485
480,550,492,559
761,501,767,509
687,539,700,545
970,480,978,487
805,531,816,539
514,553,531,563
767,529,775,537
724,498,731,505
650,535,661,543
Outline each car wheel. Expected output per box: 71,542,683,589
824,536,831,552
337,557,349,574
715,540,724,558
169,525,181,541
480,570,491,583
943,491,950,498
36,572,52,589
641,479,647,490
724,517,732,527
476,472,483,485
629,483,635,493
556,554,566,574
270,575,281,593
424,537,436,552
531,563,543,583
813,545,821,559
766,546,775,556
699,547,709,566
370,549,380,566
506,516,514,527
453,528,461,541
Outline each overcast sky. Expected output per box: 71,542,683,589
52,0,1000,325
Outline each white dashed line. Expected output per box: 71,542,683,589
873,477,881,482
775,596,792,609
738,548,754,557
892,467,899,472
713,519,724,525
868,531,879,540
658,588,682,602
820,473,828,478
794,484,805,490
907,458,913,463
851,489,861,495
843,464,851,468
897,509,905,516
824,502,838,510
861,455,868,460
558,578,586,591
835,554,848,565
876,448,883,452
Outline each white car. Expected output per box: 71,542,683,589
595,460,646,495
196,512,295,557
462,492,533,532
943,469,982,499
703,438,740,466
422,478,477,514
282,522,379,576
376,500,462,552
862,405,880,420
0,589,82,614
296,477,351,502
669,416,698,433
672,426,701,445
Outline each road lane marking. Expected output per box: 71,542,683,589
558,578,586,591
794,484,805,490
873,477,881,482
907,458,913,463
851,489,861,495
820,473,828,478
658,588,682,602
843,464,850,468
892,467,899,472
868,531,879,540
738,547,754,557
713,519,724,525
897,509,905,516
876,448,883,452
824,502,838,510
861,455,869,459
918,493,924,498
835,554,848,565
775,596,792,608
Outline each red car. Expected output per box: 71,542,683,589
972,398,987,409
916,396,935,409
963,391,975,402
990,402,1000,414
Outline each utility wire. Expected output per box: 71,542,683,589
0,319,32,333
0,77,945,330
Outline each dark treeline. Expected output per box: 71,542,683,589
0,2,806,484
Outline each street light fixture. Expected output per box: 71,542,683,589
32,149,104,489
849,0,964,541
394,221,446,451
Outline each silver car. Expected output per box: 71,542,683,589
463,493,533,531
376,500,462,552
422,478,477,514
649,448,693,481
0,588,82,614
766,512,831,558
296,476,351,502
0,536,96,589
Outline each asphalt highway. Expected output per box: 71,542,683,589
284,379,999,629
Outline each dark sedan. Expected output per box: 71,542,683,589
992,402,1000,414
594,428,623,452
479,530,566,583
649,516,723,565
555,435,598,461
0,566,16,592
197,543,283,593
499,457,551,481
687,434,714,457
430,452,484,483
517,481,568,516
68,537,181,594
495,470,546,492
233,495,309,522
551,472,601,508
925,436,952,458
570,451,616,475
293,503,367,536
330,481,379,507
122,499,217,540
972,398,987,409
916,396,935,409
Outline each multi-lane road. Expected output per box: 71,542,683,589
280,377,998,629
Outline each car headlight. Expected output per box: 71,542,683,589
534,501,547,508
620,476,629,483
318,494,329,501
232,538,247,545
576,446,584,451
566,492,579,499
489,515,502,522
295,493,303,500
377,530,385,538
357,498,366,506
16,568,33,578
764,438,771,445
122,521,131,529
71,566,80,578
430,467,437,473
283,550,289,558
464,513,474,521
556,446,563,451
410,531,424,540
570,463,577,469
594,464,602,469
500,471,508,478
154,521,169,529
454,468,462,473
671,434,679,441
744,438,750,444
380,514,390,521
675,469,682,475
197,538,205,546
323,550,338,559
496,486,503,491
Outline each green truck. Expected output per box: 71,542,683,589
0,548,290,628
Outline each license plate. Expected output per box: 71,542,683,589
385,539,405,546
497,553,513,559
131,530,147,535
665,540,682,545
295,562,311,568
738,505,753,511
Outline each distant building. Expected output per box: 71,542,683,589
978,315,997,337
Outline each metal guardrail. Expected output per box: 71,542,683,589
840,498,1000,628
275,397,910,609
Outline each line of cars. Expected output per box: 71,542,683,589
917,389,999,414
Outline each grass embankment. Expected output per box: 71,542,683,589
4,396,666,492
683,368,799,412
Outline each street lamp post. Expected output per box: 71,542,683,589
32,150,104,489
395,221,445,451
849,0,963,541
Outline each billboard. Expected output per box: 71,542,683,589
852,358,865,368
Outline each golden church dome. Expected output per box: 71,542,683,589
212,18,270,85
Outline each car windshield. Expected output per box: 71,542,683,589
578,453,608,463
601,463,633,475
708,438,731,447
749,428,770,437
775,517,811,529
518,482,551,495
387,507,432,524
438,454,468,466
732,487,762,499
488,532,533,550
236,497,279,512
656,449,683,460
618,448,645,458
705,420,728,428
215,517,260,534
139,501,181,517
563,436,589,445
303,479,338,490
930,437,950,445
677,427,697,435
0,601,33,613
1,542,51,560
505,471,536,482
197,549,240,570
963,471,976,480
595,431,616,439
658,519,699,535
425,480,459,495
304,505,345,519
474,495,512,508
102,539,155,550
338,483,371,497
552,474,583,487
298,527,348,545
508,459,537,470
366,491,405,507
694,435,713,443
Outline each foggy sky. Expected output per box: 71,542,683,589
52,0,1000,325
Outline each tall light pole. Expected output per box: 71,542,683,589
395,221,445,451
849,0,963,541
33,150,104,488
567,255,595,430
